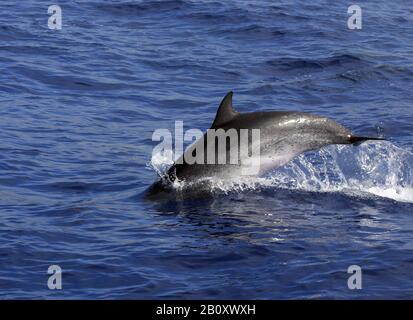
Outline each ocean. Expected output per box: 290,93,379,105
0,0,412,299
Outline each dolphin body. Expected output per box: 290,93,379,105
153,92,383,189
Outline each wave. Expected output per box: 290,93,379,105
150,141,413,203
265,54,365,72
96,0,190,16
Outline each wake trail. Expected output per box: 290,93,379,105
149,141,413,203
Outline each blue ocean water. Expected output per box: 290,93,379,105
0,0,412,299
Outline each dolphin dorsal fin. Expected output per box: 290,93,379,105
211,91,238,128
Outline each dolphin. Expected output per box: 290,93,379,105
154,91,384,188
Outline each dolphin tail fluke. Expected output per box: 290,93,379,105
349,135,386,145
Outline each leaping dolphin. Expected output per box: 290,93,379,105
156,91,384,186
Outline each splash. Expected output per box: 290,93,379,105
269,142,413,203
148,149,174,179
149,141,413,203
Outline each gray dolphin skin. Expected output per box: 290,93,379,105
162,91,384,184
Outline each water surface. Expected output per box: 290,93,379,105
0,0,412,299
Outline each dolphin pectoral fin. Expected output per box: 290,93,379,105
211,91,239,128
349,135,386,146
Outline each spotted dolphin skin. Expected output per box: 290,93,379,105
157,91,384,186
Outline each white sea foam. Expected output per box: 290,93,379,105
150,141,413,203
